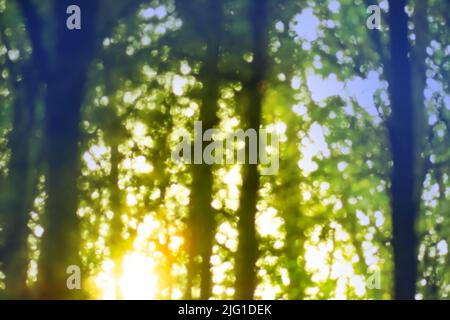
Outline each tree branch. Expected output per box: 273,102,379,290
96,0,145,43
0,24,20,91
17,0,48,77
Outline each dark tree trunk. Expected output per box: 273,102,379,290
235,0,269,300
386,0,425,300
197,10,223,299
1,65,39,298
175,0,223,300
37,0,99,299
0,17,41,298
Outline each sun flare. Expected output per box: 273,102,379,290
96,252,157,300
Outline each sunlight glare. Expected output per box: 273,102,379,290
119,253,157,300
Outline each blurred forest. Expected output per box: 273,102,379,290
0,0,449,300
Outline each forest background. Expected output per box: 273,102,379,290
0,0,448,300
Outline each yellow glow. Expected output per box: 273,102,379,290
119,253,157,300
96,253,157,300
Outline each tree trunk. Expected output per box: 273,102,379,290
37,0,99,299
386,0,425,300
1,65,39,298
235,0,269,300
281,122,309,300
176,0,223,300
0,19,41,298
108,142,125,299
